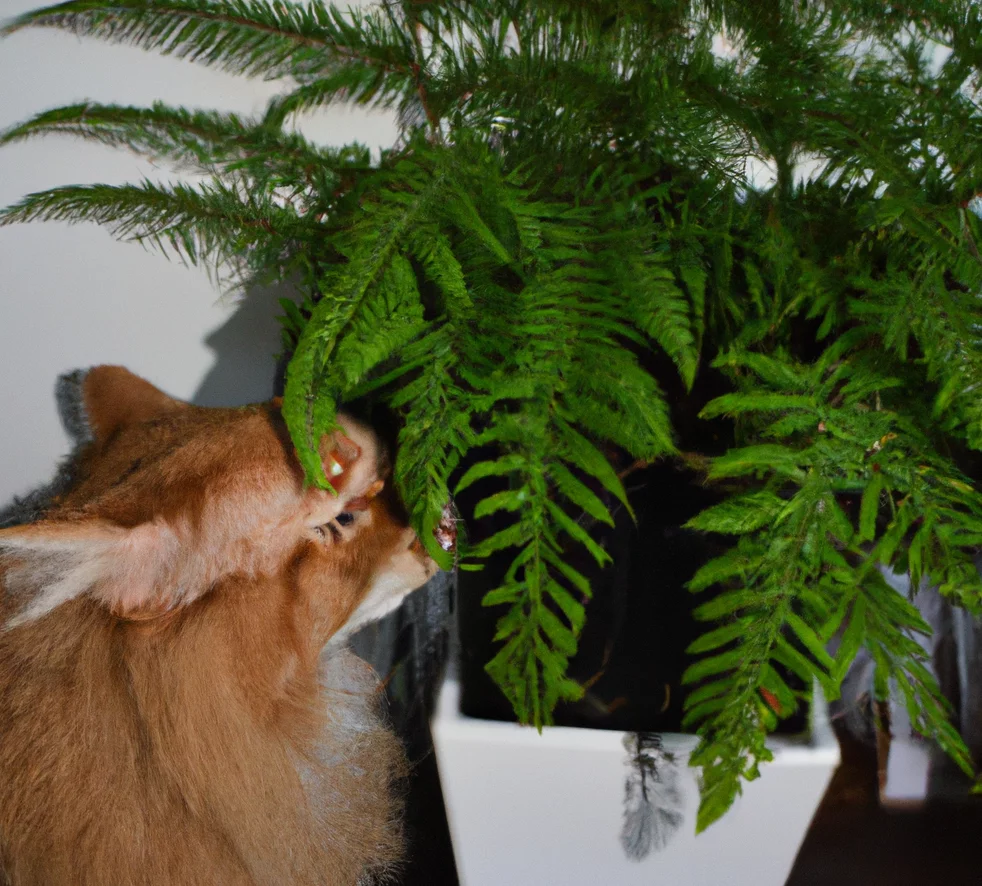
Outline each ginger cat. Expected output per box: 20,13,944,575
0,366,445,886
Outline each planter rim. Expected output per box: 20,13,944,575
434,678,840,767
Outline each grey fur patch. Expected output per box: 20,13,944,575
0,369,92,529
55,369,94,449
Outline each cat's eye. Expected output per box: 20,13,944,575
312,512,355,541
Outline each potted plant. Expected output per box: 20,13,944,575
4,0,982,878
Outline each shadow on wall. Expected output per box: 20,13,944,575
191,282,296,407
0,282,295,525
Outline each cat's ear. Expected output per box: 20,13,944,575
59,366,186,449
0,518,182,625
0,421,382,626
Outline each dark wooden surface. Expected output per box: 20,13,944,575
786,729,982,886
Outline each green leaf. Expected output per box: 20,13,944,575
686,619,748,655
554,418,634,518
688,544,764,592
541,547,593,597
538,606,578,656
456,455,528,492
859,472,885,542
713,350,810,390
785,612,836,672
708,445,803,480
0,178,301,264
547,462,613,526
474,488,527,519
694,588,765,620
772,636,823,686
545,499,613,566
471,520,529,558
626,258,698,389
683,677,732,711
3,0,411,82
482,584,522,607
682,647,745,684
832,597,867,683
544,579,587,635
685,491,787,535
682,696,730,729
700,393,813,419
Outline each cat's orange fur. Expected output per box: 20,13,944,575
0,366,440,885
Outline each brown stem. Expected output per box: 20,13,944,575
409,21,441,141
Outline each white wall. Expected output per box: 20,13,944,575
0,0,397,504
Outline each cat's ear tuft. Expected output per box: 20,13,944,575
61,366,187,448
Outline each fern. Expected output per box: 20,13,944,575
6,0,982,831
0,178,304,269
2,0,411,79
282,152,447,487
684,345,982,830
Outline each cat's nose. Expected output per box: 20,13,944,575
434,501,457,553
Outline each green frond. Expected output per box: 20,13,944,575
3,0,411,81
618,252,699,389
263,65,416,126
0,178,302,267
327,255,428,393
0,101,366,179
392,332,469,570
281,155,447,487
564,349,675,460
684,490,787,535
476,421,593,728
685,337,982,829
856,573,974,776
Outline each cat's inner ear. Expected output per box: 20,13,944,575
64,366,187,449
0,519,184,625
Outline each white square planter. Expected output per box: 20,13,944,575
432,679,839,886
